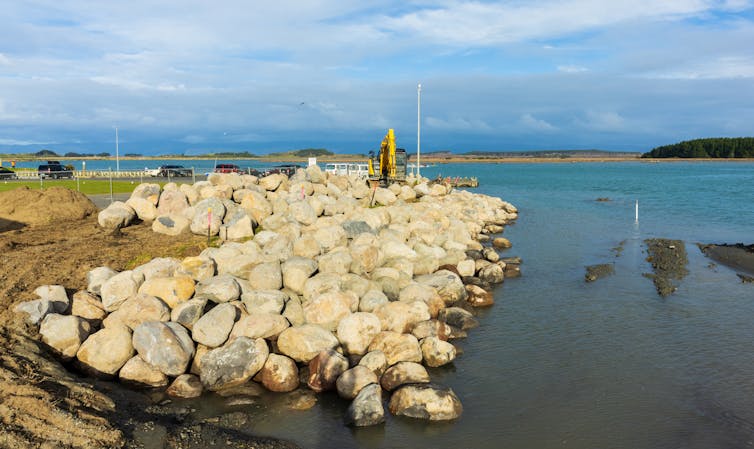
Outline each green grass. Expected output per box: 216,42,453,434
0,179,149,194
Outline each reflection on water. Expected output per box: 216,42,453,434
179,162,754,449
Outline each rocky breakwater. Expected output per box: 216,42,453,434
17,166,519,428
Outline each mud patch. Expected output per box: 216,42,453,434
698,243,754,277
644,239,688,297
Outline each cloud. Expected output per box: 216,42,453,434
520,113,557,131
425,116,493,132
557,65,589,73
0,1,753,153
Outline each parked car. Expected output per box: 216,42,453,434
38,164,74,179
214,164,242,174
264,164,302,177
154,165,192,177
0,167,18,179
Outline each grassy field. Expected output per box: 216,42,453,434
0,179,152,194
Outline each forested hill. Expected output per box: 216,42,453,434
642,137,754,158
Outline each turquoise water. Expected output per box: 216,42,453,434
174,162,754,448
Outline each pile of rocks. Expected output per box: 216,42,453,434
16,167,519,427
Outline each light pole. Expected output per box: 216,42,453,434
115,126,120,173
417,83,421,179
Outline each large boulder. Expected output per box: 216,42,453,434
130,183,161,204
157,189,189,216
167,374,203,398
248,261,282,291
276,325,340,363
367,331,422,366
281,257,318,295
119,355,169,388
303,291,353,331
380,361,430,391
152,215,190,236
103,293,170,330
13,299,55,326
132,321,195,376
229,313,289,340
76,324,134,376
177,256,216,282
39,314,91,360
344,383,384,427
388,384,463,421
125,196,158,221
241,289,287,314
138,276,195,309
219,212,254,241
336,312,381,356
100,270,142,312
259,173,285,191
170,298,207,330
97,201,136,229
34,285,69,313
336,366,378,400
189,198,226,236
420,337,457,367
373,188,397,206
86,266,118,296
195,274,241,303
191,303,238,348
358,350,388,377
307,349,349,392
478,263,504,284
258,353,299,392
70,290,107,322
374,301,430,334
438,307,479,330
200,337,269,391
415,270,467,305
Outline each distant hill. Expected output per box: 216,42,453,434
642,137,754,158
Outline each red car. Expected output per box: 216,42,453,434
214,164,242,173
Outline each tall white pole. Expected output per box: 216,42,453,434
635,199,639,223
115,126,120,173
417,83,421,179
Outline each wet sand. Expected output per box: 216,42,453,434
699,243,754,276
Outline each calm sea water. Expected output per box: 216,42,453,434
153,161,753,448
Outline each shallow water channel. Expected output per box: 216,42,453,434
147,162,754,449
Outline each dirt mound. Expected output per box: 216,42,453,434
0,187,98,232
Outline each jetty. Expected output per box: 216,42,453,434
15,165,518,430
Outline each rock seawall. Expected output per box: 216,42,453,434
17,167,520,429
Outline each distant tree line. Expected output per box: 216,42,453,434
642,137,754,158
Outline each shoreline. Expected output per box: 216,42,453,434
5,155,754,165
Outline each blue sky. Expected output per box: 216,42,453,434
1,0,753,155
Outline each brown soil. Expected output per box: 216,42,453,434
0,187,98,232
0,194,300,448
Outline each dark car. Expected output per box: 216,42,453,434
158,165,192,177
38,164,74,179
0,167,17,179
264,164,302,177
214,164,242,174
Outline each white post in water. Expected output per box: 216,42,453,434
635,200,639,223
417,83,421,179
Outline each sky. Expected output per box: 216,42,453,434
1,0,753,155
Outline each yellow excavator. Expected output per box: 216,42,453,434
367,128,407,185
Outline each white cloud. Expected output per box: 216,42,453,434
425,116,493,131
520,113,557,131
0,53,10,65
578,110,627,131
557,65,589,73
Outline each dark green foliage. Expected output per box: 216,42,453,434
35,149,58,157
642,137,754,158
290,148,332,157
